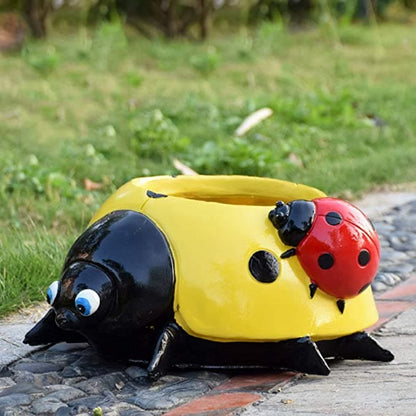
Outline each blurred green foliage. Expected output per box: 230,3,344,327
0,154,79,199
190,49,221,75
130,110,190,162
186,138,279,177
2,0,416,40
22,46,61,75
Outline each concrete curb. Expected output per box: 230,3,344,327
0,323,36,368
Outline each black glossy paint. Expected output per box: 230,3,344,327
337,299,346,314
24,309,87,345
269,200,315,246
317,332,394,362
280,248,297,259
146,190,168,199
170,331,331,375
146,323,330,378
145,327,393,379
318,253,334,270
325,211,342,226
309,283,318,299
358,250,371,266
64,210,175,332
359,282,371,294
25,210,175,349
249,251,280,283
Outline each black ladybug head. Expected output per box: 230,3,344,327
46,262,117,332
269,200,316,246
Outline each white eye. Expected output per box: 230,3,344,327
46,281,59,305
74,289,100,316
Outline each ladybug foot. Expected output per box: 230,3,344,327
317,331,394,362
147,323,181,381
336,299,345,314
281,248,297,259
309,283,318,299
308,286,345,314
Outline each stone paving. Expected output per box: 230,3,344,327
240,307,416,416
372,196,416,291
1,193,416,415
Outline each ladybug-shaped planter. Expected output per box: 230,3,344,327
24,175,393,380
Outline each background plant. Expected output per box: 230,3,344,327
1,4,416,316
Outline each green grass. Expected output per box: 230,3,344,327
0,226,72,316
1,20,416,316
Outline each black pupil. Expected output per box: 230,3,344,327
318,253,334,269
325,211,342,226
358,249,371,266
77,304,86,314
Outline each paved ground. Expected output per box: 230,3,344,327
1,190,416,415
240,283,416,416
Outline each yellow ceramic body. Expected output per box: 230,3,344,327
90,175,379,343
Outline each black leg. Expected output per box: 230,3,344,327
147,323,181,380
23,309,86,345
317,331,394,362
281,248,297,259
170,334,331,376
309,283,318,298
336,299,345,314
278,336,331,375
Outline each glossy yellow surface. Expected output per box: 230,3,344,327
90,175,379,342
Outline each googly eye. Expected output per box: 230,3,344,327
74,289,100,316
46,281,59,305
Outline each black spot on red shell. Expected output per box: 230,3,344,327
358,249,371,266
325,211,342,226
318,253,334,270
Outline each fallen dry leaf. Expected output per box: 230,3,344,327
235,108,273,136
115,381,125,391
83,178,104,191
173,158,198,175
288,152,304,168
